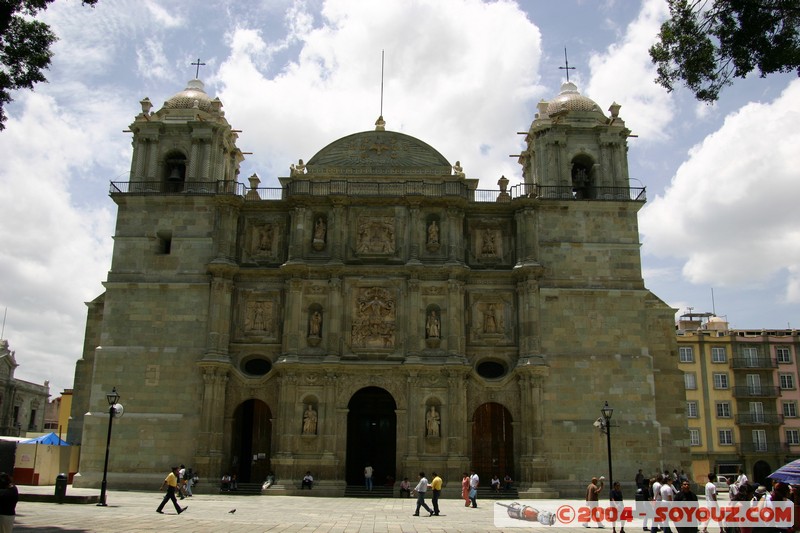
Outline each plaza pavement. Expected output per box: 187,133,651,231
14,484,730,533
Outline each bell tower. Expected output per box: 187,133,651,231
520,82,631,198
128,79,243,190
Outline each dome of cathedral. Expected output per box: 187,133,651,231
163,79,214,112
546,81,603,116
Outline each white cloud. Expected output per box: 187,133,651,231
586,0,672,141
641,78,800,303
143,0,185,28
216,0,544,188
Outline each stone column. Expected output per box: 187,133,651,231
447,279,465,357
196,364,229,479
147,137,159,180
287,207,306,261
188,138,201,180
446,207,463,263
326,277,343,360
282,279,304,357
408,205,420,263
407,278,421,356
332,204,345,262
322,373,337,454
204,263,237,359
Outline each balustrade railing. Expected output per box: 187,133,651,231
110,180,646,203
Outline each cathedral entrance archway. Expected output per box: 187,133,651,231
346,387,397,486
472,402,514,480
230,399,272,483
752,460,772,486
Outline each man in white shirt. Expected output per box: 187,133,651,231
412,472,434,517
649,475,663,533
702,473,717,533
469,470,480,508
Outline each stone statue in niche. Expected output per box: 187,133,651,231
426,220,440,247
426,310,440,339
356,217,395,255
351,287,396,349
426,405,440,437
302,404,318,435
309,311,322,337
312,217,326,251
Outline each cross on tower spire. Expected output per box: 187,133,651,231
558,48,575,82
191,58,206,79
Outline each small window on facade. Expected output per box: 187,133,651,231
679,347,694,363
783,402,798,418
713,373,729,389
687,401,698,418
780,373,796,390
777,347,792,364
157,230,172,255
689,429,701,446
711,346,727,363
716,402,731,418
684,373,697,390
787,430,800,445
719,429,734,445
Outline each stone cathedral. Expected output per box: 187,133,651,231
68,77,689,497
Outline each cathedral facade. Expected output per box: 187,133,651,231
69,78,688,496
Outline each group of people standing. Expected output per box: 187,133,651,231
405,469,481,518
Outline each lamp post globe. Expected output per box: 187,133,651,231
98,387,119,507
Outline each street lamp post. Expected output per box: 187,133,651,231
601,401,614,498
98,387,120,507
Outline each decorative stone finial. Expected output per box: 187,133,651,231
375,115,386,131
140,97,152,116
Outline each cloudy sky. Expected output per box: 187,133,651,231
0,0,798,397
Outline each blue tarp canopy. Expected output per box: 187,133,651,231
21,432,68,445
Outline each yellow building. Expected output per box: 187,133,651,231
677,313,800,485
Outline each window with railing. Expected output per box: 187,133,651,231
742,347,759,367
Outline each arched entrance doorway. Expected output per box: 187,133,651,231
472,402,514,481
230,399,272,483
346,387,397,486
753,460,773,486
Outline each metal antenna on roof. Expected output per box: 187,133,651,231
1,307,6,339
559,48,575,82
380,50,385,117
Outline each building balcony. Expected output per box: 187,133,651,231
731,357,778,369
732,385,781,398
738,441,782,454
735,413,784,425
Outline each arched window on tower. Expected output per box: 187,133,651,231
163,152,187,193
571,155,595,199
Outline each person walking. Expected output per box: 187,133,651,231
412,472,434,517
430,471,443,516
674,480,699,533
583,475,605,528
469,469,480,508
461,472,470,507
156,466,187,515
364,464,374,491
0,472,18,533
611,480,626,533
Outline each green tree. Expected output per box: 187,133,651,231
650,0,800,103
0,0,97,131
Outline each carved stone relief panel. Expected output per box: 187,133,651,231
242,217,285,264
350,286,397,350
355,216,396,256
467,291,515,346
234,289,282,342
465,218,514,266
